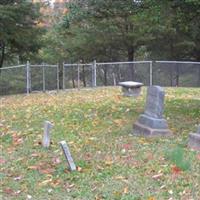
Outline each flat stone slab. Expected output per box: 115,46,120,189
118,81,144,97
133,121,172,137
118,81,144,88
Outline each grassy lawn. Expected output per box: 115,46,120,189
0,87,200,200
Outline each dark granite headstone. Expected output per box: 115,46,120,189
133,86,172,136
188,125,200,151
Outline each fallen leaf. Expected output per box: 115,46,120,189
0,158,6,164
50,179,62,187
168,190,173,194
14,176,22,181
171,165,182,175
148,197,156,200
113,176,126,180
123,187,128,194
27,194,32,199
77,166,82,172
39,178,52,186
123,143,132,150
152,173,163,179
52,157,61,165
28,166,38,170
31,153,39,157
39,168,55,174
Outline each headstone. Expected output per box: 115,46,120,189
118,81,143,97
42,121,53,148
188,125,200,151
133,86,172,136
59,141,76,171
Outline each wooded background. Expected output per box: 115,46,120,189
0,0,200,67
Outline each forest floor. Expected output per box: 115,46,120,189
1,87,200,200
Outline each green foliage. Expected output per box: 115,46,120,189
165,146,191,171
0,0,45,67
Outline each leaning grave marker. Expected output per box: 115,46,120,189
188,125,200,151
60,140,76,171
133,86,172,136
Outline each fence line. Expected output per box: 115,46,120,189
0,65,26,70
1,60,200,95
155,61,200,65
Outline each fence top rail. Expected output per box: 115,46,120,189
0,65,26,70
63,63,92,67
30,64,58,67
96,61,152,65
155,61,200,64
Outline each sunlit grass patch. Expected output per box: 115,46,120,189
0,87,200,200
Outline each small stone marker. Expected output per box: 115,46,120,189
188,125,200,151
133,86,172,136
59,140,76,171
118,81,143,97
42,121,53,148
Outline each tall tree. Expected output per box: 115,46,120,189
0,0,44,67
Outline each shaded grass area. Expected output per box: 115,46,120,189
0,87,200,200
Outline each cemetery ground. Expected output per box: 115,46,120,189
0,87,200,200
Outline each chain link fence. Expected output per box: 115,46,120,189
0,63,59,95
0,61,199,95
153,61,200,87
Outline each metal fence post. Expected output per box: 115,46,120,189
63,63,65,90
92,60,97,87
26,61,31,94
57,64,59,91
77,64,80,89
42,62,45,92
150,61,153,86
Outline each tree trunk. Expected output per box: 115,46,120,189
0,41,5,69
82,65,86,87
72,66,75,88
170,67,173,86
103,66,107,86
128,46,135,81
175,64,179,87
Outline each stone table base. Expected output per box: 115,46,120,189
118,81,144,97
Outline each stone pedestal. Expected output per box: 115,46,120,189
118,81,143,97
133,86,172,137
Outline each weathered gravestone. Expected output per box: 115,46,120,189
133,86,172,136
59,141,76,171
42,121,53,148
188,125,200,151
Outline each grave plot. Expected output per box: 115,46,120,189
0,87,200,199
